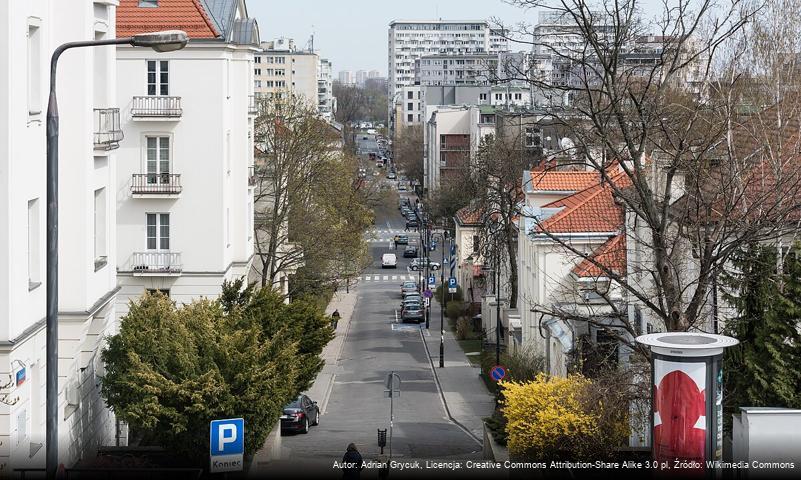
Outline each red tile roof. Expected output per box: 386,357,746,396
529,170,601,192
572,234,627,278
455,206,483,225
117,0,219,39
537,173,631,234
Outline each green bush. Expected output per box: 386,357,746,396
456,317,471,340
434,284,464,303
446,300,465,321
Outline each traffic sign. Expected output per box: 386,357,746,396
448,277,457,294
428,275,436,286
490,365,507,382
210,418,244,473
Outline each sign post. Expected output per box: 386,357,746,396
210,418,244,473
385,372,402,459
448,277,457,294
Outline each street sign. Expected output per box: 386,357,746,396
210,418,244,473
448,277,457,294
490,365,507,382
424,289,433,298
425,297,431,307
428,275,436,287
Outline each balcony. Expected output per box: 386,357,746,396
131,252,182,276
93,108,123,150
131,96,182,120
131,173,182,197
248,95,259,116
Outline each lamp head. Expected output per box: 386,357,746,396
131,30,188,52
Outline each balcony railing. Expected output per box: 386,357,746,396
93,108,123,150
248,166,257,186
131,252,182,275
131,173,182,195
248,95,259,115
131,96,182,118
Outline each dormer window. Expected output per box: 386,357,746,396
139,0,158,7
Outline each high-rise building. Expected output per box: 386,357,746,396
338,70,354,85
368,70,381,79
355,70,367,86
255,38,319,108
318,58,336,117
387,20,509,131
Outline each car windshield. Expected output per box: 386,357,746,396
403,282,416,288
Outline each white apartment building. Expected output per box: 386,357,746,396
115,0,258,314
255,38,319,108
338,70,354,85
0,0,121,470
368,69,381,79
318,58,336,118
355,70,367,86
396,85,424,131
416,53,498,86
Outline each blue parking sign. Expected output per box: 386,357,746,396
210,418,244,473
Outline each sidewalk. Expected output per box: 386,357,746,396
250,286,358,474
421,303,496,442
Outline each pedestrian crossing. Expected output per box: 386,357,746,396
361,274,422,283
366,229,423,243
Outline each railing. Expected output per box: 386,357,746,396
248,94,258,115
93,108,123,150
131,173,182,195
131,96,182,117
131,252,182,274
248,165,257,186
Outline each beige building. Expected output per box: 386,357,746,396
255,38,319,108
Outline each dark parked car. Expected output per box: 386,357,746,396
403,246,418,258
406,219,419,229
280,394,319,434
401,304,424,323
394,234,409,245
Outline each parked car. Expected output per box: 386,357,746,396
401,280,418,296
398,184,407,191
393,234,409,245
382,253,397,268
406,219,419,229
403,246,418,258
401,304,424,323
400,298,422,315
410,258,441,271
387,172,397,179
280,394,320,434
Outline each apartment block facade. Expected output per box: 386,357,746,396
115,0,257,316
255,38,319,108
0,0,122,470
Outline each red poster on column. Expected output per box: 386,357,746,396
653,360,707,463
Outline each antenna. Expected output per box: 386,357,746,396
308,24,315,53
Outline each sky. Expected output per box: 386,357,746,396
246,0,538,75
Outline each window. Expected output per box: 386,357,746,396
146,60,169,95
514,93,522,100
94,188,107,270
407,113,413,122
407,102,413,111
146,288,170,296
254,56,261,64
145,136,170,182
146,213,170,250
407,91,413,99
28,199,41,289
254,68,261,75
472,235,480,253
479,93,487,101
255,80,261,88
138,0,158,6
525,127,541,147
495,93,502,100
27,21,42,115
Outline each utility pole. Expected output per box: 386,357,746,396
495,245,501,366
440,233,447,368
385,372,401,459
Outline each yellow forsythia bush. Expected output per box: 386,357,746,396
500,373,627,459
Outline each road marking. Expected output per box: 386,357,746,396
391,275,397,280
383,275,388,280
394,309,398,323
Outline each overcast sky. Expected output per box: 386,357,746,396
247,0,538,75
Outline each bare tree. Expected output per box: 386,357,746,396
393,125,425,186
496,0,801,355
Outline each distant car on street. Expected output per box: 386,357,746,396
280,394,320,434
410,258,441,271
382,253,398,268
400,280,418,296
394,234,409,245
406,219,419,229
387,172,396,179
401,304,424,323
398,184,407,191
403,246,418,258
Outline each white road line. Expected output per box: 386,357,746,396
391,275,397,280
383,275,388,281
364,275,371,281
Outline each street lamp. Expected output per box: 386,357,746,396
45,30,187,477
430,231,447,368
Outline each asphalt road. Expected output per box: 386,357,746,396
277,184,483,477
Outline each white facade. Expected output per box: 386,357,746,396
397,85,424,129
115,33,256,316
318,58,336,118
0,0,120,470
416,53,498,86
338,70,354,85
255,40,319,108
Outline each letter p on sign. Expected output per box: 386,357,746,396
218,424,237,452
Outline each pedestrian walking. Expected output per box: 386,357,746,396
331,309,340,330
341,443,364,479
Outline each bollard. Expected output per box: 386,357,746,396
377,428,387,454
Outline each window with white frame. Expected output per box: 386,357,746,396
28,198,41,288
525,127,541,147
146,60,169,95
146,213,170,250
146,136,170,183
94,188,107,269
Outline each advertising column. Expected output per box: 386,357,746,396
636,333,738,465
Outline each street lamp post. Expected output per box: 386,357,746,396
45,30,187,478
429,231,446,367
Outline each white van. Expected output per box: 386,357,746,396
382,253,397,268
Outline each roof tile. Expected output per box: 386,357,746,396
529,170,601,192
572,234,627,278
536,172,630,234
117,0,219,39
